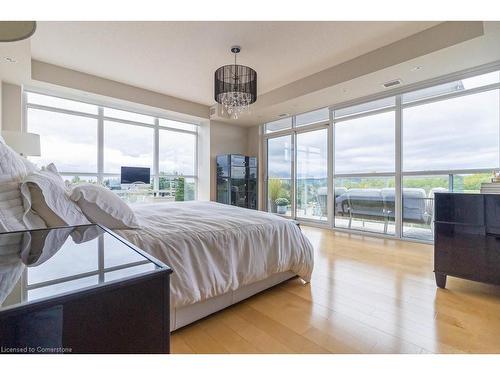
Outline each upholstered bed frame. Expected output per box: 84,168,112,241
170,271,296,331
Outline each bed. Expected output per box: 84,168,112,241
115,201,314,331
1,136,314,331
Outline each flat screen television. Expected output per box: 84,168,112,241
120,166,151,184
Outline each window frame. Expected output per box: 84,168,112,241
262,61,500,243
332,101,398,236
295,127,329,222
24,89,199,200
264,116,330,225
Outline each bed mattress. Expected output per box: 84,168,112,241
116,201,314,309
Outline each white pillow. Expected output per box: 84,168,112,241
0,139,45,231
70,184,140,230
20,163,89,227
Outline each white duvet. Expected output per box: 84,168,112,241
116,201,314,309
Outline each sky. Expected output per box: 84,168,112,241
268,86,500,179
27,99,196,177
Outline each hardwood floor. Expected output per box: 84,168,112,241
171,226,500,354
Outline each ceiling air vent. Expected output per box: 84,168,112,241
383,79,402,88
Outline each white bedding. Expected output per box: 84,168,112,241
116,201,314,309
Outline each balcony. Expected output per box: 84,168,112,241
267,173,489,242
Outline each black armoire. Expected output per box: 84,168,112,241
216,154,257,209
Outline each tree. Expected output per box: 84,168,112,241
175,177,185,201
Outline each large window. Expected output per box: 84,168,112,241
158,129,196,176
158,129,197,201
28,108,98,174
103,121,154,174
26,91,198,202
402,90,500,172
400,85,500,240
263,67,500,242
334,111,395,174
333,103,396,235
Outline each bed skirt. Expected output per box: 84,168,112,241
170,271,296,331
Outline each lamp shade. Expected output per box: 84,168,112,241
214,46,257,119
1,131,41,156
0,21,36,42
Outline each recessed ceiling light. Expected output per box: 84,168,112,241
278,113,289,118
3,57,17,63
411,66,422,72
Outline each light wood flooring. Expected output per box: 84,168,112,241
171,226,500,354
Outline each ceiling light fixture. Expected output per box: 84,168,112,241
214,46,257,119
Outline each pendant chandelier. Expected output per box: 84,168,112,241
214,46,257,119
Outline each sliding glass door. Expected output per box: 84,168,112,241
266,135,292,215
265,116,329,221
296,129,328,221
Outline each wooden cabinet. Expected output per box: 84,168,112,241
434,193,500,288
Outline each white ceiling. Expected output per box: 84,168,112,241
31,21,439,106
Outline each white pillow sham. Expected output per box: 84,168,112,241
20,163,90,227
70,184,140,230
0,138,45,231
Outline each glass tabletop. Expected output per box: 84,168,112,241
0,225,164,311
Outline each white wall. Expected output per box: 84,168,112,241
31,60,209,120
0,38,32,131
197,120,211,201
247,125,264,210
209,120,249,201
1,82,23,132
0,81,2,130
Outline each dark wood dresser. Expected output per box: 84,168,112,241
434,192,500,288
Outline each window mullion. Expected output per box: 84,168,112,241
328,110,334,227
154,118,160,191
395,96,403,239
97,107,104,184
291,132,297,219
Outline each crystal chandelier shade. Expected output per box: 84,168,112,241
214,47,257,119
